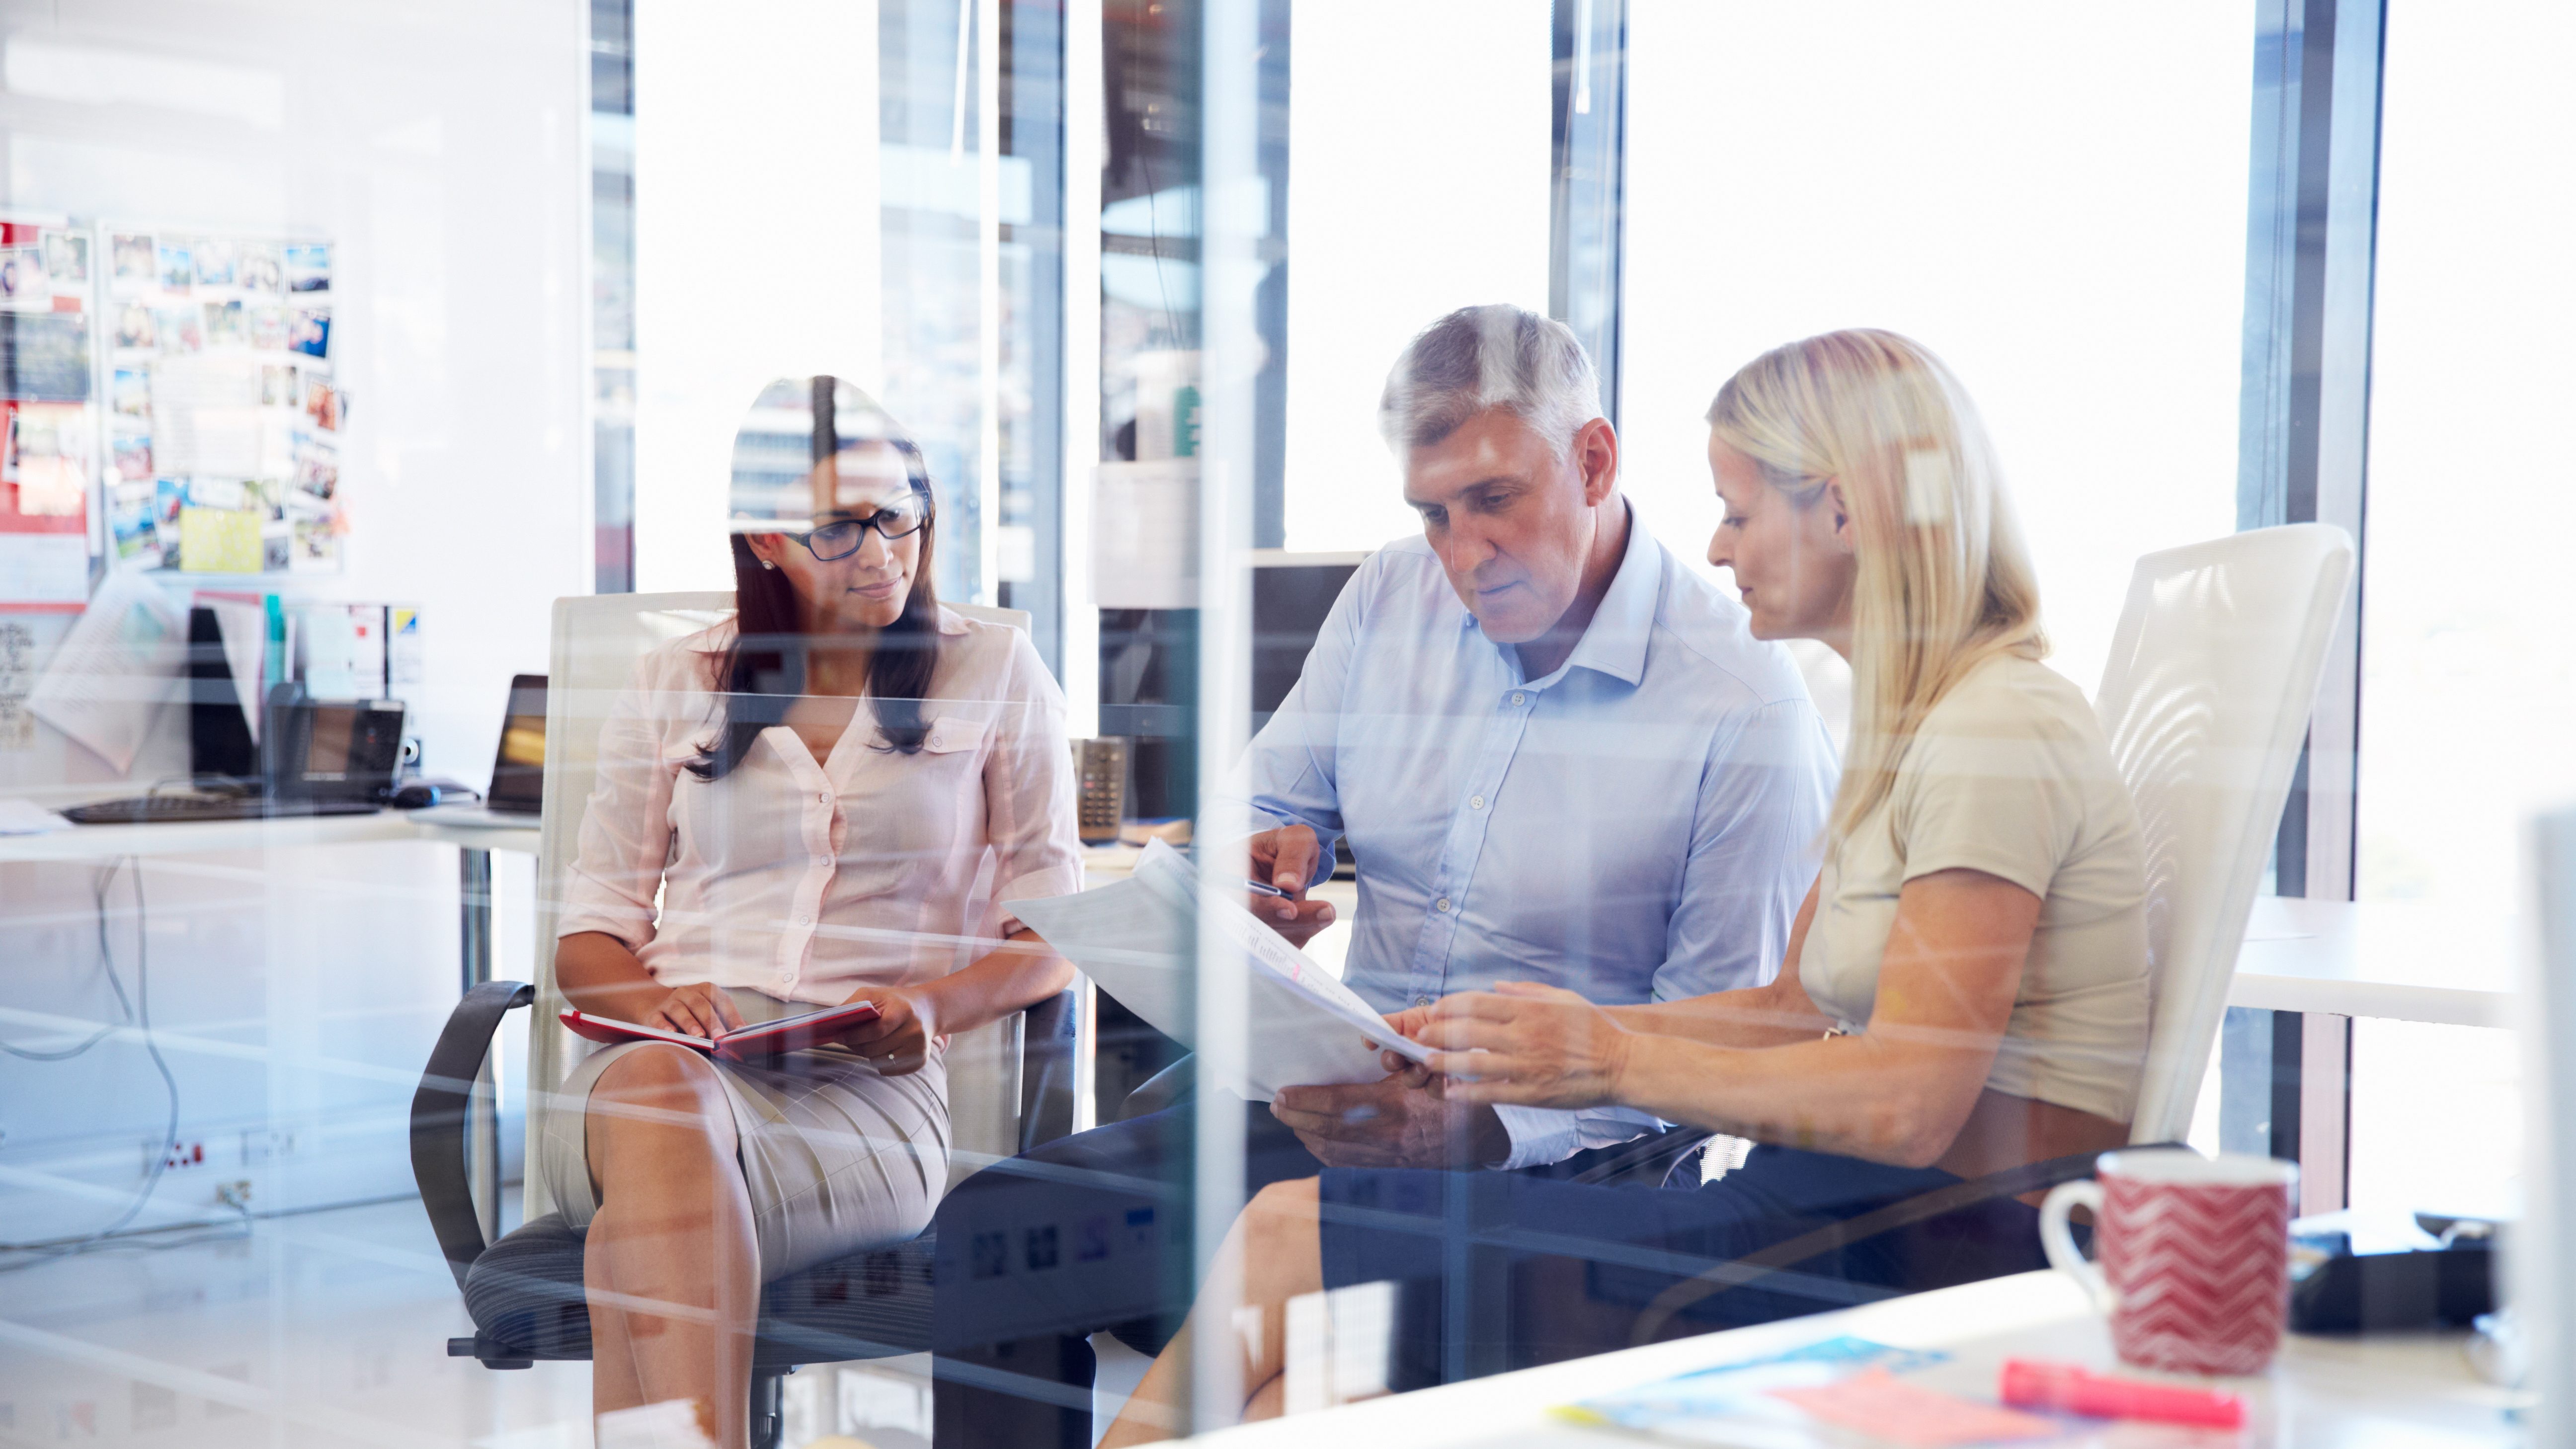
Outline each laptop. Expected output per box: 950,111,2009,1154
66,691,407,825
483,674,548,815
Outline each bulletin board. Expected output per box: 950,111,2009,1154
0,213,96,612
101,225,344,578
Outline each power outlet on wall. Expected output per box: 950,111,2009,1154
240,1129,297,1165
146,1140,207,1173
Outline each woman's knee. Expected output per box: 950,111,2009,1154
587,1046,735,1163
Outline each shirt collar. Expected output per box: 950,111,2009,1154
1520,500,1660,689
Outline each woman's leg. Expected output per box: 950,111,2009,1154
1100,1178,1325,1447
582,1045,759,1448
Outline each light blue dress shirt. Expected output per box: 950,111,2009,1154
1237,506,1840,1169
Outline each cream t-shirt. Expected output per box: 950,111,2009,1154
1795,653,2150,1124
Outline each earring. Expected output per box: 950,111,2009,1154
761,559,777,570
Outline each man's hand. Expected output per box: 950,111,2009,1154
1270,1071,1510,1169
1247,823,1338,948
836,984,940,1076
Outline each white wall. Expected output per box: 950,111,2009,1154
0,0,584,1236
630,0,883,593
1281,0,1554,554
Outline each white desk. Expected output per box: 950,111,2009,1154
1196,1270,2521,1447
2234,895,2507,1028
0,804,543,995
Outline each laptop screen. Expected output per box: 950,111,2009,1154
486,674,548,813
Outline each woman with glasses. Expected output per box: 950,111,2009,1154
539,377,1081,1446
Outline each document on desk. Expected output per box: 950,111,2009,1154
1012,838,1429,1101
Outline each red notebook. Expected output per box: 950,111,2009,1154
560,1002,881,1064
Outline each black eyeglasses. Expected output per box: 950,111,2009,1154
789,498,931,561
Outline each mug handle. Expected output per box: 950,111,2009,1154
2039,1179,2114,1314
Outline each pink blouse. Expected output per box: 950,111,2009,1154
556,607,1083,1005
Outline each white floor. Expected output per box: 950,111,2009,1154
0,1194,987,1449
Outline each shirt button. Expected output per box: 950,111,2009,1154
1509,692,1527,707
1435,897,1451,913
1469,795,1485,811
816,790,830,804
1414,995,1432,1008
795,914,812,926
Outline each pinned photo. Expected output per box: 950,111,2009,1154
294,431,338,499
288,308,329,359
158,240,193,292
262,364,300,408
115,303,157,349
155,307,203,353
111,483,163,567
113,434,154,483
43,231,89,287
284,242,330,293
236,243,282,296
248,306,285,352
192,238,235,288
203,299,246,348
304,379,342,432
290,509,342,571
155,476,185,530
0,247,50,308
111,367,150,418
112,233,156,291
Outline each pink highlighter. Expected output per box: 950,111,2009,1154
2000,1360,2246,1430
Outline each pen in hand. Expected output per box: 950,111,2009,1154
1244,877,1289,898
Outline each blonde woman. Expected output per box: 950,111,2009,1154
1103,330,2150,1442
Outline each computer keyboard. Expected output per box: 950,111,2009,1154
62,795,386,825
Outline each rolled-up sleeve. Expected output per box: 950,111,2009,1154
985,632,1084,933
555,650,690,949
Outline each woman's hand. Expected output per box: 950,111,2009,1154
1414,981,1635,1110
1375,1004,1437,1076
836,985,941,1076
643,981,746,1039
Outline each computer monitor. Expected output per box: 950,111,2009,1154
1251,551,1368,728
262,688,407,803
484,673,548,814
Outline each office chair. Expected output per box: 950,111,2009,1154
1621,522,2358,1339
412,593,1082,1449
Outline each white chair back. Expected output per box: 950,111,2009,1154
2094,523,2354,1146
525,593,1037,1212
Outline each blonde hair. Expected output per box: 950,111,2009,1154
1706,329,2045,846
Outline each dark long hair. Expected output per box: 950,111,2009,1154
686,378,942,781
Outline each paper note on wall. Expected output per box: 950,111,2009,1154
0,533,88,605
151,355,265,476
178,506,262,574
1094,460,1201,609
27,574,185,773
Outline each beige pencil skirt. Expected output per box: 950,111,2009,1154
534,989,951,1281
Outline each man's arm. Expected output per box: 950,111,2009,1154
1483,695,1841,1170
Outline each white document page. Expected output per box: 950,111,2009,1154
1013,839,1428,1101
27,574,185,774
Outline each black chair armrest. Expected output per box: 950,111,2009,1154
1017,989,1078,1152
1119,1053,1194,1121
409,979,535,1291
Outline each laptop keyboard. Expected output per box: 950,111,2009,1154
62,796,385,825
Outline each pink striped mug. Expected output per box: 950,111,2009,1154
2039,1150,2300,1374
